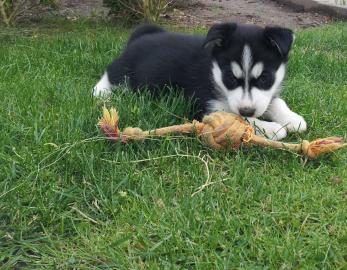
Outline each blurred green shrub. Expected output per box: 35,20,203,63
0,0,57,26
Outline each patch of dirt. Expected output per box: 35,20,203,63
166,0,333,29
48,0,333,29
48,0,108,19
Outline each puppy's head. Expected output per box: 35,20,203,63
204,23,294,117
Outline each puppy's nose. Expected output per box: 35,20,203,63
239,107,255,117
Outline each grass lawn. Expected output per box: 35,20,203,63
0,20,346,269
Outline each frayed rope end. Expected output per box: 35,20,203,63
302,137,346,159
98,107,120,140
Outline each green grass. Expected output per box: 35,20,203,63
0,21,346,269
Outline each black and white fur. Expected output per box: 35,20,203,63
93,23,306,140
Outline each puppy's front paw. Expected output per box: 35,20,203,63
93,85,112,98
93,72,113,98
281,113,307,133
248,119,287,141
259,122,287,141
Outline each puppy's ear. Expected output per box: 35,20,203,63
264,26,294,59
203,23,237,50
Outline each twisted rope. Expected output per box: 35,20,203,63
99,107,346,159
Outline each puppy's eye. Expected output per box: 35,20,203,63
223,71,238,89
258,72,269,83
256,72,272,89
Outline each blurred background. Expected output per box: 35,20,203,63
1,0,346,29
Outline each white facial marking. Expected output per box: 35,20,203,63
211,61,239,114
211,59,286,117
93,72,113,97
211,61,228,97
242,45,252,72
242,45,252,92
231,62,243,79
249,64,286,117
239,91,253,108
251,62,264,79
207,99,230,113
